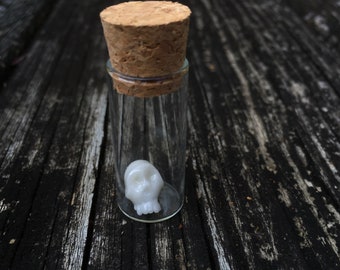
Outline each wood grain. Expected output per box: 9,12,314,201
0,0,339,269
0,0,57,81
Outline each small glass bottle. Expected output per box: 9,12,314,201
107,59,189,223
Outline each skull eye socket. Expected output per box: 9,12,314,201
144,168,156,180
129,173,143,185
150,173,158,182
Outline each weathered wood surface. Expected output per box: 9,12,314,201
0,0,339,269
0,0,57,81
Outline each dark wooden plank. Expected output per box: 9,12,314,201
283,0,340,52
0,0,57,81
183,0,340,268
0,0,339,269
0,0,108,269
80,0,340,268
239,0,340,205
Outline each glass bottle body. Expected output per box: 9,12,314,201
107,60,188,222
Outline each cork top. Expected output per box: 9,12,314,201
100,1,191,27
100,1,191,97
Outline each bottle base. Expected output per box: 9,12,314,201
118,182,183,223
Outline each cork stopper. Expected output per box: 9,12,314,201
100,1,191,97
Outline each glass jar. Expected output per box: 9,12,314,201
107,59,189,223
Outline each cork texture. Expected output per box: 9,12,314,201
100,1,191,97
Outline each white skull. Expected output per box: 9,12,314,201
124,160,164,215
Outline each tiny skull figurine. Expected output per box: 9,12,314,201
124,160,164,215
